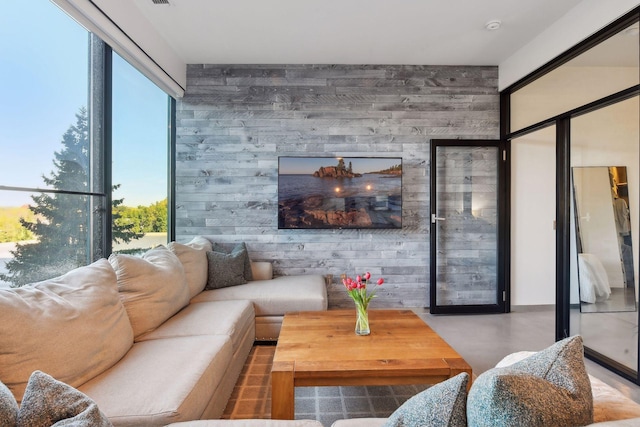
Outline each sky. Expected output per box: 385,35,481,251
0,0,167,207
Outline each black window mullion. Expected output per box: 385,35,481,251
103,45,113,256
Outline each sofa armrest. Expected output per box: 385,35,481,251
250,261,273,281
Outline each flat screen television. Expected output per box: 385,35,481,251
278,156,402,229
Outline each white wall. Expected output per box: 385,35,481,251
510,66,638,131
499,0,640,90
511,126,557,305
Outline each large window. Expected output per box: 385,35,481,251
111,53,169,255
0,1,171,288
0,1,97,287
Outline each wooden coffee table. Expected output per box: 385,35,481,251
271,309,472,419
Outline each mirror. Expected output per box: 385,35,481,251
573,166,636,313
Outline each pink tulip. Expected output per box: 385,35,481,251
377,278,384,285
364,272,371,280
356,275,362,283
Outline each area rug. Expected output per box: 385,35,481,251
222,345,430,426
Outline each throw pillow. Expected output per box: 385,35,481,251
206,250,248,289
0,380,18,427
109,246,191,340
467,335,593,427
167,236,213,298
17,371,112,427
212,242,253,281
382,372,469,427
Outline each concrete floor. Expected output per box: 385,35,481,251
414,305,640,404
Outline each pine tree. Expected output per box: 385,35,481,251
1,108,142,287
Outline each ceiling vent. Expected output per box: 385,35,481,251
152,0,170,4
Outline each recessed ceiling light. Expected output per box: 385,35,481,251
485,20,502,31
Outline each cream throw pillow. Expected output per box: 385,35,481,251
109,246,190,340
167,236,212,298
0,259,133,403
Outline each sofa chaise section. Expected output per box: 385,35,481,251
191,262,327,340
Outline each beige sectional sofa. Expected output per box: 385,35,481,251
0,236,327,426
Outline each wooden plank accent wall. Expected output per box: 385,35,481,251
435,146,500,306
176,64,499,309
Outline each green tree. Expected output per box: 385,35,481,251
112,184,144,244
0,207,36,243
114,199,167,234
0,108,142,287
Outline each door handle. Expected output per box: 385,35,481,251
431,214,446,224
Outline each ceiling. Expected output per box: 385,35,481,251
125,0,586,66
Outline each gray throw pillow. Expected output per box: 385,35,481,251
17,370,112,427
382,372,469,427
0,380,18,427
467,335,593,427
206,250,248,289
212,242,253,281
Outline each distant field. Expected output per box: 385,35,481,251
0,206,36,243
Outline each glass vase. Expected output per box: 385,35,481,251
354,302,370,335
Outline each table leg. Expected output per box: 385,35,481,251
271,361,295,419
445,358,473,390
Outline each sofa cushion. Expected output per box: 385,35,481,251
17,371,111,427
467,335,593,427
191,275,328,316
139,300,255,353
206,250,248,289
79,335,233,426
590,375,640,423
109,246,191,340
213,242,253,281
0,259,134,402
168,236,213,298
382,372,468,427
0,380,18,427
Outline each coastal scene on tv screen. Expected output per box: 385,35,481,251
278,157,402,229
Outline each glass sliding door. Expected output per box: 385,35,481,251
430,140,506,314
503,8,639,383
569,96,639,378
